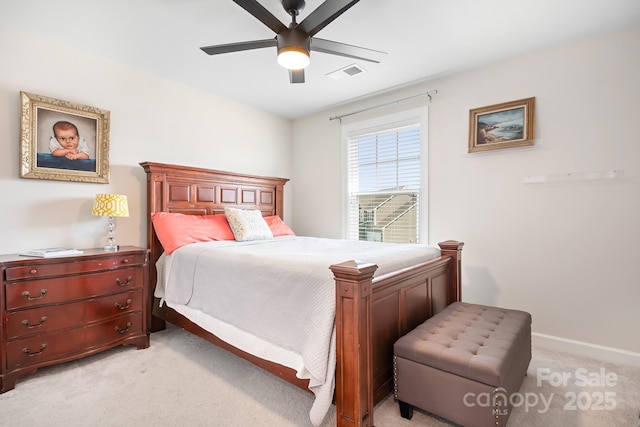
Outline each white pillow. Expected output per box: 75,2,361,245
224,207,274,241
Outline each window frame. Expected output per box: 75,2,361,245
341,107,429,243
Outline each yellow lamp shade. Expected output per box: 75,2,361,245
91,194,129,217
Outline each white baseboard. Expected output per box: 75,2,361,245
532,332,640,368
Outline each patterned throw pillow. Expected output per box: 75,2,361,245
224,207,274,241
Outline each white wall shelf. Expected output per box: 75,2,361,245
522,169,624,184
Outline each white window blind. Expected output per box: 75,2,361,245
344,110,426,243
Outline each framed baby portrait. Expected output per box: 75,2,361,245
468,97,535,153
19,91,110,183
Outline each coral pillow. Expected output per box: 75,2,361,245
264,215,295,237
151,212,235,254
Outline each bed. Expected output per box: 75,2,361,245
140,161,463,427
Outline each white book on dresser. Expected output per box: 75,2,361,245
20,247,84,257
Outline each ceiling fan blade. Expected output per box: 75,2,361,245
232,0,287,34
289,69,305,84
298,0,360,37
200,39,277,55
310,38,386,63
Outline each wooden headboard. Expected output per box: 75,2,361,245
140,161,289,298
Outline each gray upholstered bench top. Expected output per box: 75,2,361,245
394,302,531,387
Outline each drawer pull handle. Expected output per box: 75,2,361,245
115,322,133,334
23,344,47,356
115,299,132,310
115,276,133,287
21,289,48,300
122,258,130,264
22,316,48,328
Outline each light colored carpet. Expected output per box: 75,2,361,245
1,324,638,427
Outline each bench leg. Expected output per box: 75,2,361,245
399,400,414,419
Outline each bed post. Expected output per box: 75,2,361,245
141,163,168,333
438,240,464,304
330,260,378,427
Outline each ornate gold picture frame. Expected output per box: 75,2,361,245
469,97,535,153
20,91,110,183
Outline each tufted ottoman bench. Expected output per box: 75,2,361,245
393,302,531,427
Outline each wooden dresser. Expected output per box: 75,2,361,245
0,246,150,392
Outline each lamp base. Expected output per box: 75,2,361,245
103,244,120,251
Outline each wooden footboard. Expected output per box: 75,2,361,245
331,240,463,427
140,161,463,427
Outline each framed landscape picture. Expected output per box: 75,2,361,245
20,91,110,183
468,97,535,153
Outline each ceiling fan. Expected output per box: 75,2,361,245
200,0,385,83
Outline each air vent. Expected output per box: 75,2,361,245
326,64,366,80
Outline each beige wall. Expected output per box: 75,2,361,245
292,25,640,357
0,27,292,255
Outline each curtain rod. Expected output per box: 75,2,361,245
329,90,438,122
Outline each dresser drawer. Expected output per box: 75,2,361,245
5,289,143,340
6,312,143,370
5,253,147,281
84,312,144,348
5,267,143,310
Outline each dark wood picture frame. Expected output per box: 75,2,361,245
19,91,110,183
469,97,535,153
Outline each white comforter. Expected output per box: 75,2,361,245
156,236,440,426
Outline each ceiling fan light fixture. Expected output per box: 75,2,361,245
200,0,382,83
277,45,310,70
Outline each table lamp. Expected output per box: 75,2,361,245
91,194,129,251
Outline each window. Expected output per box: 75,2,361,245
342,108,428,243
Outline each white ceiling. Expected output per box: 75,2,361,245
3,0,640,119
